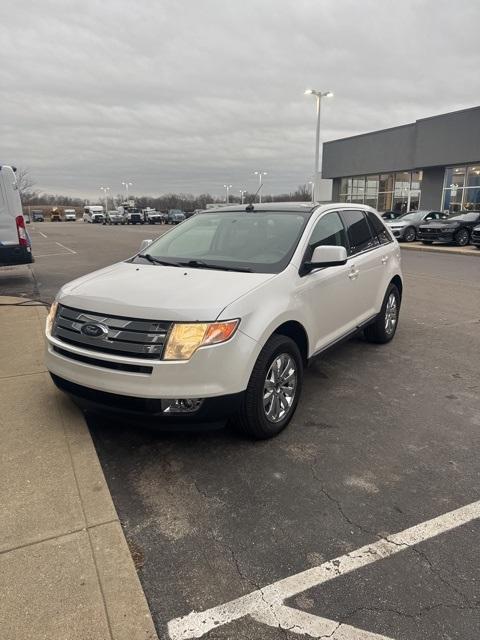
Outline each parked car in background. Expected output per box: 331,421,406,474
387,210,448,242
104,210,125,225
64,209,77,221
0,165,33,266
167,209,186,224
45,202,403,440
381,211,403,221
83,206,104,223
418,211,480,246
142,208,166,224
471,224,480,248
121,206,142,224
32,209,44,222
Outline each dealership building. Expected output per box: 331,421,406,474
322,106,480,214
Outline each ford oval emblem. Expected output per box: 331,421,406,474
81,322,108,338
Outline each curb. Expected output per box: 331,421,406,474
400,244,480,257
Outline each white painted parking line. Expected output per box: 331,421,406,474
38,230,48,238
34,252,75,258
55,241,76,254
168,499,480,639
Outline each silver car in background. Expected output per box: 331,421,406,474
387,210,448,242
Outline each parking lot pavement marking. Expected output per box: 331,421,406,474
167,499,480,639
34,252,75,258
38,230,48,238
55,241,77,254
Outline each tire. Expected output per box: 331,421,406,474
403,226,416,243
454,228,469,246
233,334,303,439
422,241,433,245
364,283,401,344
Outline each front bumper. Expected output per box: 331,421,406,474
417,230,455,243
45,327,258,399
389,227,406,239
51,373,243,425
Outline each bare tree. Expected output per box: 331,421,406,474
16,167,36,200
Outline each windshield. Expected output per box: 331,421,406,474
133,210,309,273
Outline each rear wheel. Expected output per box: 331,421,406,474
364,283,400,344
454,228,469,246
233,335,303,439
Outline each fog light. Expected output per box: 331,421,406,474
161,398,203,414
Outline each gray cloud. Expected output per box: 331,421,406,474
1,0,479,199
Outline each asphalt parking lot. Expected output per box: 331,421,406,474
2,221,480,639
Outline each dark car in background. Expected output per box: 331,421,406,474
167,209,186,224
417,211,480,246
471,224,480,248
386,210,448,242
31,209,44,222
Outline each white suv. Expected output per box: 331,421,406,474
45,203,402,439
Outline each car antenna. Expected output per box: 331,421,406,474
245,183,263,210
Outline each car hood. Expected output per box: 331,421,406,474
387,220,409,227
58,261,276,321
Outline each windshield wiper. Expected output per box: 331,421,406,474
181,259,252,273
138,253,181,267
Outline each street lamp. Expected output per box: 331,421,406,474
100,186,110,213
224,184,232,204
121,181,133,200
239,189,247,204
254,171,267,203
308,181,314,202
304,89,333,200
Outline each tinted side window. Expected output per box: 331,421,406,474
366,210,392,245
308,211,347,255
342,210,377,255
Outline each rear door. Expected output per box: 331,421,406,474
0,167,19,246
340,209,386,323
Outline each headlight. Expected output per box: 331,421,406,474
164,320,239,360
46,300,59,334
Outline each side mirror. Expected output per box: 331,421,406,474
303,245,348,274
139,239,153,253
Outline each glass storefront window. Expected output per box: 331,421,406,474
340,178,352,194
377,191,393,211
463,187,480,211
411,171,423,190
466,166,480,188
365,175,379,197
394,172,411,196
444,166,466,188
379,174,394,192
393,195,408,214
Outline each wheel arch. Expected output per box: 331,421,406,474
271,320,309,364
390,275,403,301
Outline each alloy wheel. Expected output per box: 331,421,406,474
263,353,297,423
384,292,398,335
456,229,469,246
404,227,416,242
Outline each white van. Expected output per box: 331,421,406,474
64,208,77,221
83,205,104,223
0,165,33,266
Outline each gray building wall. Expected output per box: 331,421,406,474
419,167,445,210
322,106,480,179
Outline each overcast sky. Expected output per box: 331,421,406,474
1,0,479,200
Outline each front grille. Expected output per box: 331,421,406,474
419,227,443,236
52,304,172,360
53,346,153,374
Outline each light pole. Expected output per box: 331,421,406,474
224,184,232,204
121,181,133,200
100,186,110,213
254,171,267,203
304,89,333,200
239,189,246,204
308,180,314,202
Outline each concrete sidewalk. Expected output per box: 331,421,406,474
0,297,158,640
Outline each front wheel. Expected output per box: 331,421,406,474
454,228,469,246
403,226,416,242
233,335,303,439
364,283,400,344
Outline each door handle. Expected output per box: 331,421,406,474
348,267,359,280
381,256,389,265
